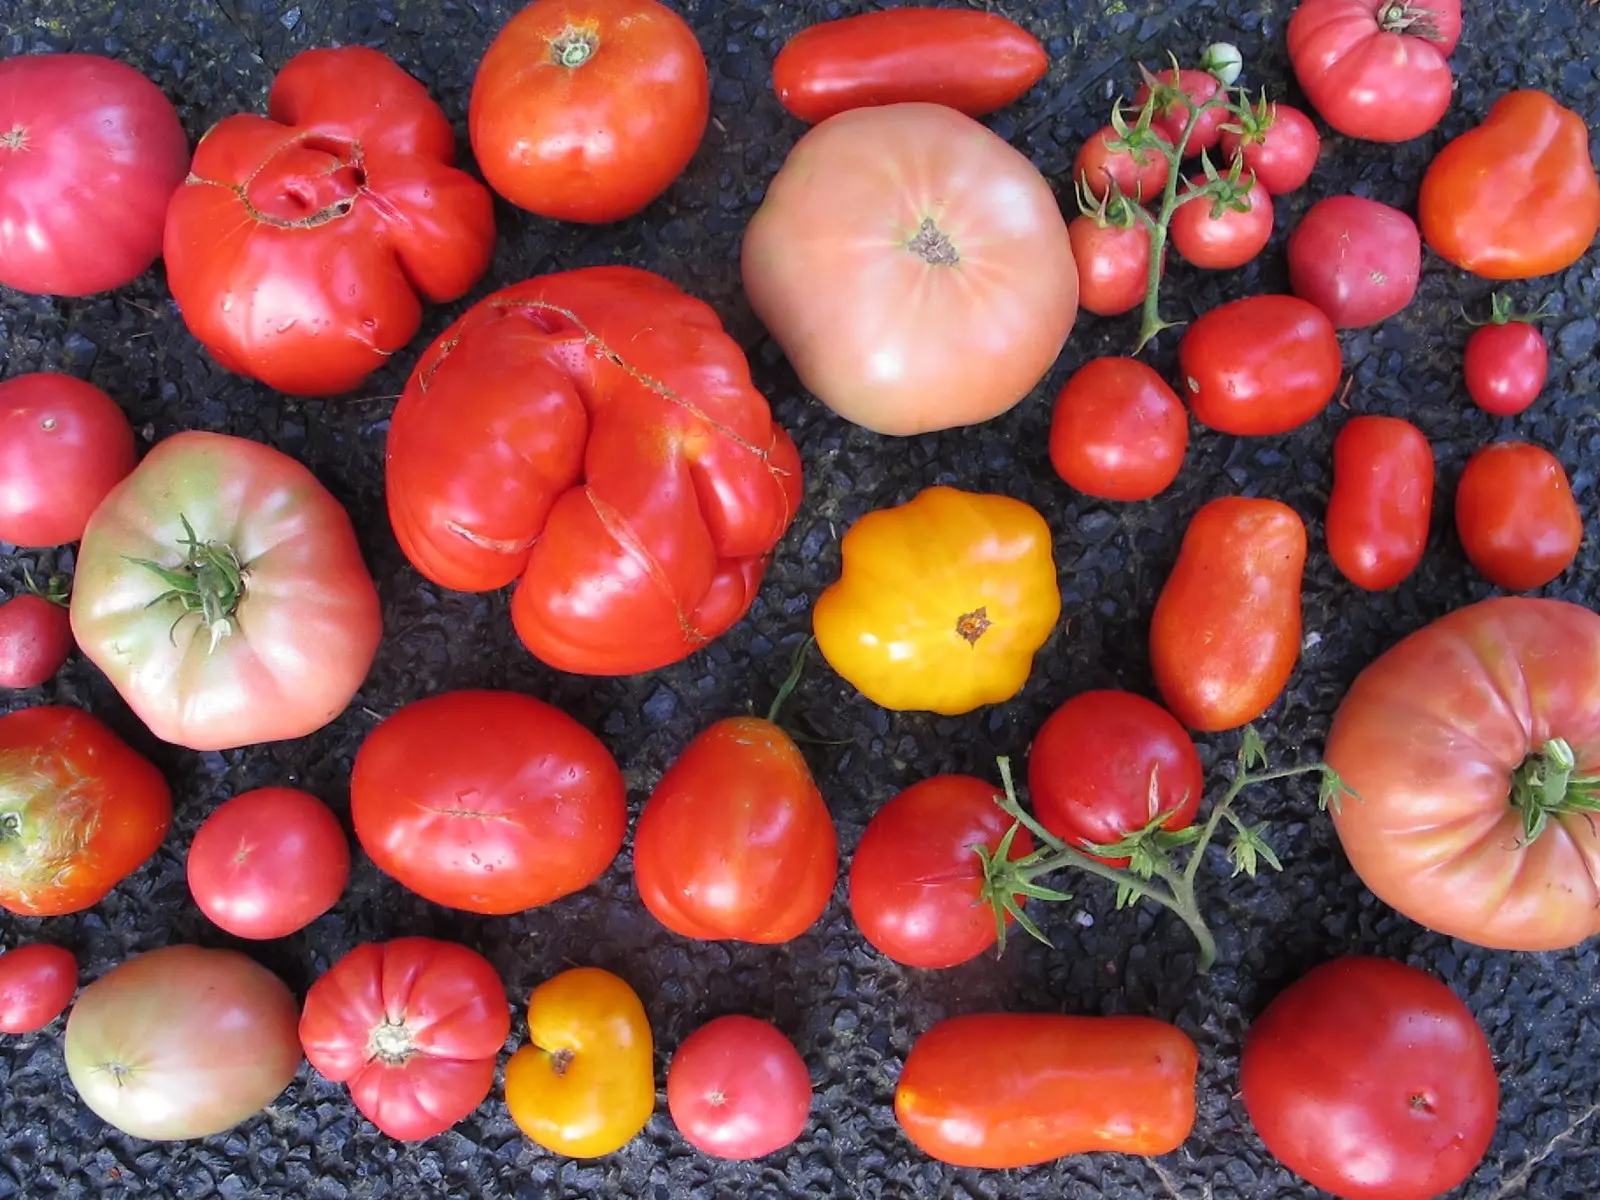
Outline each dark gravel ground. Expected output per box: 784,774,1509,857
3,0,1600,1197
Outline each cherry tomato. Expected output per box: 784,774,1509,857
1220,101,1321,195
0,943,77,1033
1135,67,1228,155
667,1015,811,1160
1179,296,1343,436
1326,417,1435,592
1074,122,1172,202
1287,196,1422,329
1454,442,1580,592
1169,176,1274,270
1465,306,1549,417
0,594,72,688
1068,215,1156,318
1049,358,1188,502
848,775,1032,970
1241,957,1498,1200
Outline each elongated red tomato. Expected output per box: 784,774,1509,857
1326,416,1434,591
1454,442,1580,592
1179,296,1343,436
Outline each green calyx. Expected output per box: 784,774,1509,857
1510,738,1600,843
128,516,248,654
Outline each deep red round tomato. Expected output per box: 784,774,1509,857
1069,216,1155,318
1135,67,1228,154
0,943,77,1033
0,594,72,688
1454,442,1580,592
848,775,1032,969
667,1015,812,1160
1074,122,1172,202
1049,358,1187,502
1326,416,1434,592
1220,102,1321,195
0,54,188,296
1027,690,1203,866
1288,196,1421,329
1169,177,1273,269
186,788,350,940
1179,296,1343,435
1465,319,1549,417
1241,957,1497,1200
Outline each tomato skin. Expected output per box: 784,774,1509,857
1151,498,1307,732
1454,442,1580,592
471,0,709,223
1179,296,1343,436
1068,217,1156,318
1326,416,1434,591
352,690,626,916
1287,196,1422,329
1465,322,1548,416
1074,123,1172,203
0,944,77,1033
896,1013,1198,1167
667,1015,811,1160
773,9,1047,124
1241,958,1498,1200
1135,68,1227,154
1049,358,1188,502
1168,178,1273,270
848,775,1033,969
0,596,73,688
1219,103,1321,195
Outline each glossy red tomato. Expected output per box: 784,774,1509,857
1454,442,1580,592
1326,417,1434,592
1169,176,1273,269
0,944,77,1033
1287,196,1421,329
471,0,709,223
0,594,72,689
1074,122,1172,202
1069,217,1155,318
1049,358,1188,502
667,1015,812,1160
186,788,350,940
0,54,188,296
1220,102,1321,195
1135,67,1228,154
1179,296,1343,435
1465,316,1549,417
1241,957,1498,1200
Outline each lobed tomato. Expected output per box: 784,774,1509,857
1048,358,1188,502
0,943,77,1033
667,1015,811,1160
1068,215,1157,318
1464,306,1549,417
1454,442,1580,592
0,594,72,689
1134,67,1228,154
1325,417,1435,592
1179,296,1343,435
1074,122,1172,202
1168,176,1273,270
1219,101,1321,195
1287,196,1421,328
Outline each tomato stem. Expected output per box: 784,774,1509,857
125,515,248,654
765,636,815,725
1509,737,1600,842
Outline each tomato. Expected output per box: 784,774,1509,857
1074,121,1172,203
1418,91,1600,280
64,945,301,1140
0,594,72,688
0,944,76,1033
1134,67,1228,155
1287,196,1421,329
1465,315,1549,418
895,1013,1198,1168
1049,358,1188,502
0,374,136,547
1453,442,1580,592
1179,296,1343,436
634,717,836,943
0,706,170,916
848,775,1033,970
386,267,801,676
1219,101,1321,195
1151,498,1307,732
667,1015,811,1160
164,48,495,397
1327,597,1600,949
1068,214,1157,318
300,938,509,1142
1241,957,1498,1200
742,102,1078,435
0,54,188,296
1288,0,1462,143
773,9,1047,124
186,787,350,940
471,0,708,223
352,690,625,916
504,967,654,1157
813,487,1061,716
1326,417,1434,592
70,432,382,751
1168,175,1274,270
1027,690,1204,866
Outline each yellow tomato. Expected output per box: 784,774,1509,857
503,967,654,1158
813,486,1061,715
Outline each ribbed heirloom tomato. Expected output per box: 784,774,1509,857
1325,416,1434,591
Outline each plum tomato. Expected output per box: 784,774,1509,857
1048,358,1187,502
667,1015,811,1160
1464,298,1549,416
1168,174,1273,269
1326,416,1434,592
0,943,77,1033
1454,442,1580,592
1288,196,1421,329
1220,100,1321,195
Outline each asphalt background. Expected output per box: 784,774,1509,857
3,0,1599,1197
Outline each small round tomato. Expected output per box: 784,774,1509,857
1074,122,1172,202
0,943,77,1033
1049,358,1188,502
1220,101,1321,195
1241,957,1498,1200
1135,67,1228,154
186,788,350,940
1464,303,1549,417
1179,296,1343,436
1288,196,1421,329
1454,442,1580,592
667,1015,811,1160
848,775,1032,970
1169,176,1273,269
1326,416,1435,592
0,594,72,688
1068,215,1155,318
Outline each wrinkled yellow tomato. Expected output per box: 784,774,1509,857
813,487,1061,715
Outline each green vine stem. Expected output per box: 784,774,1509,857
126,515,248,652
1509,737,1600,843
766,636,815,725
1465,291,1551,328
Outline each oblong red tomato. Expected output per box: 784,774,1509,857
1150,498,1307,732
1288,196,1422,328
0,374,136,547
1049,358,1187,502
1179,296,1343,436
1326,416,1434,591
772,9,1047,124
895,1013,1198,1168
1454,441,1581,592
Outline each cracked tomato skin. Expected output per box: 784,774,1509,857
386,266,803,676
163,47,495,396
299,938,511,1142
0,706,171,917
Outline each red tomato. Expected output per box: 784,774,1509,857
300,938,510,1142
1241,958,1498,1200
1134,68,1228,155
386,267,802,675
1168,176,1274,270
1027,690,1203,866
0,595,72,688
471,0,709,223
1048,358,1188,502
1067,215,1155,318
0,54,188,296
1465,314,1549,417
351,690,626,915
164,48,495,396
1179,296,1343,435
634,717,836,943
1074,122,1172,203
1326,416,1434,592
1219,102,1321,195
773,9,1047,124
1287,196,1421,329
0,943,77,1033
0,375,136,548
1288,0,1462,143
667,1015,811,1160
186,788,350,940
848,775,1032,970
1454,442,1580,592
